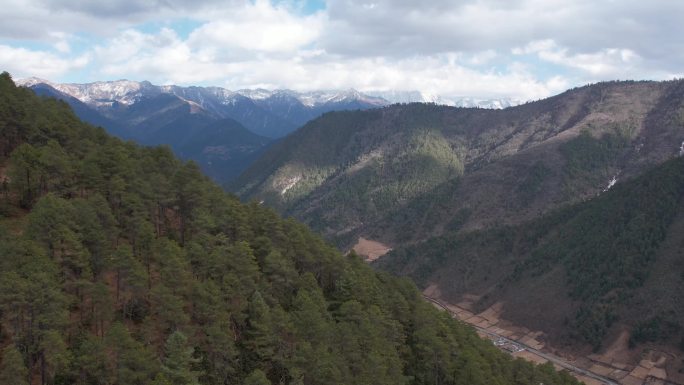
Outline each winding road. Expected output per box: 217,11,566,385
423,295,620,385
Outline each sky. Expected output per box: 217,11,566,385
0,0,682,100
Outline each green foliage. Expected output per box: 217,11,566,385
559,130,629,195
629,314,681,347
244,369,271,385
516,161,552,206
0,345,28,385
162,331,200,385
234,105,466,242
0,73,581,385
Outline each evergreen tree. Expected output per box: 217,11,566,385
0,345,28,385
162,331,200,385
244,369,271,385
244,291,275,370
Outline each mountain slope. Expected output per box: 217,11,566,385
376,155,684,360
0,72,583,385
233,80,684,247
176,118,272,182
28,82,124,134
20,81,272,184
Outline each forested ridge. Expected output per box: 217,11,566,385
233,79,684,249
0,73,581,385
380,154,684,351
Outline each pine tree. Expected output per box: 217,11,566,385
161,331,200,385
244,369,271,385
244,291,275,369
105,322,157,385
0,345,28,385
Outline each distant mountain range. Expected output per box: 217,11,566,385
17,77,518,183
17,77,390,138
16,79,385,183
365,90,520,109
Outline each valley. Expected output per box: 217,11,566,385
424,294,682,385
233,79,684,382
3,1,684,384
0,72,584,385
4,73,684,385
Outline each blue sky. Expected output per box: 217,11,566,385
1,0,682,100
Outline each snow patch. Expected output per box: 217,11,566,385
603,175,618,193
679,141,684,156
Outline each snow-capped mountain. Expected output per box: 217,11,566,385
17,78,392,137
450,97,520,109
365,90,520,109
16,77,523,184
365,90,446,104
18,77,156,107
19,78,518,118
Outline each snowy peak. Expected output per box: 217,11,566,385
18,77,518,110
451,97,520,109
16,78,145,106
62,80,146,106
16,77,53,87
366,90,520,109
236,88,275,100
235,88,387,107
366,90,438,104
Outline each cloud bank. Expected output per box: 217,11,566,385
0,0,682,100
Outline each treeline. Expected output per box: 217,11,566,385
0,72,581,385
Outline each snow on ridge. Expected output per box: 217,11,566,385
47,79,145,106
16,77,53,87
603,175,618,192
364,90,520,109
236,88,273,100
17,78,520,110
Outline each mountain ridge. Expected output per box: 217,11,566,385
233,79,684,247
17,77,521,115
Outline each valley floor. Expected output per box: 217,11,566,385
423,292,683,385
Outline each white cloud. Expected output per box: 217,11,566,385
86,26,563,100
187,0,324,54
0,45,89,79
514,39,645,78
1,0,683,100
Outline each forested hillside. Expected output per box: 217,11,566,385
0,73,582,385
233,80,684,248
378,155,684,354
